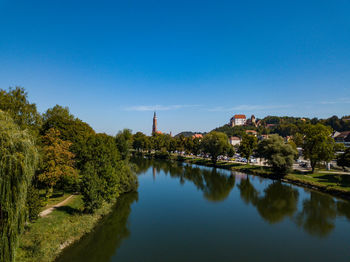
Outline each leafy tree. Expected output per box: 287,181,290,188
81,134,137,213
115,129,133,160
132,132,148,152
238,134,258,162
0,87,42,134
42,105,95,169
201,131,231,164
257,134,298,175
337,147,350,171
38,128,78,199
302,124,336,173
0,111,37,262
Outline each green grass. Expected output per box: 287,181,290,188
15,195,117,262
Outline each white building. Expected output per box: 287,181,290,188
230,114,247,127
229,136,241,146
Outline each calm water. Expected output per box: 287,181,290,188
56,158,350,262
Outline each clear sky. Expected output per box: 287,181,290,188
0,0,349,135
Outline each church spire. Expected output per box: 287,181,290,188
152,111,157,134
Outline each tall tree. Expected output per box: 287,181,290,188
238,134,258,162
38,128,78,198
115,129,133,160
0,87,42,134
42,105,95,169
201,131,231,164
257,134,298,175
302,124,335,173
0,111,37,262
81,134,137,213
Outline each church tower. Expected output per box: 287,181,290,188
152,111,157,134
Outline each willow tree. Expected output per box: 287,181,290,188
0,110,37,262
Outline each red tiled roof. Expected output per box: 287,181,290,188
192,134,203,139
245,130,257,134
234,114,246,119
229,136,241,140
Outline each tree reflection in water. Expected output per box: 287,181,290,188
55,192,138,262
132,157,350,237
238,178,299,224
295,192,337,237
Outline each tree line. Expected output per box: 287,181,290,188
132,124,350,175
0,87,137,262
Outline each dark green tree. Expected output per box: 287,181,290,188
201,131,231,164
337,147,350,171
302,124,336,173
115,129,133,160
238,134,258,162
0,111,37,262
257,134,298,175
81,134,137,213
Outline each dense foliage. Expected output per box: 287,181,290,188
257,134,298,175
337,148,350,171
238,134,258,161
38,128,78,199
0,111,37,262
201,131,231,164
80,134,137,213
302,124,335,173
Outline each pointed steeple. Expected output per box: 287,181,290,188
152,111,157,134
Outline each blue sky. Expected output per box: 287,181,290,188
0,0,349,135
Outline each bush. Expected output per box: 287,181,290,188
26,186,42,222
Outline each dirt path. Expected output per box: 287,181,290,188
39,195,75,217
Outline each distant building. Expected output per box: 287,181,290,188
152,112,162,135
245,115,257,127
230,114,246,127
229,136,241,146
333,131,350,147
245,130,257,136
192,134,203,139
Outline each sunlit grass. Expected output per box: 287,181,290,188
16,195,117,262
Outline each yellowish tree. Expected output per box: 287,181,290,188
38,128,77,198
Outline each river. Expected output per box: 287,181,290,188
56,158,350,262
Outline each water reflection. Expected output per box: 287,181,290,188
133,158,235,202
238,179,299,224
55,192,138,262
132,157,350,238
295,192,337,237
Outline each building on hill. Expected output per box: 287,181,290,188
245,115,257,127
230,114,246,127
229,136,241,146
245,130,257,136
192,134,203,139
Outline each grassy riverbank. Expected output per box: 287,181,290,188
15,195,117,262
167,155,350,199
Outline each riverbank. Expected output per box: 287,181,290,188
15,195,117,262
146,153,350,200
